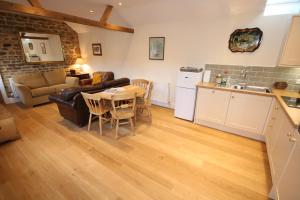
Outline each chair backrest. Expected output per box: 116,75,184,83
111,92,136,116
131,79,153,101
81,92,106,115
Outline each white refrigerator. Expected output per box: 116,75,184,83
174,71,203,121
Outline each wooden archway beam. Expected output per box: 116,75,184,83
0,0,134,33
100,5,113,24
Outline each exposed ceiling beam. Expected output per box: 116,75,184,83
27,0,42,8
100,5,113,24
0,1,134,33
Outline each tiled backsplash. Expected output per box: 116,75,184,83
206,64,300,92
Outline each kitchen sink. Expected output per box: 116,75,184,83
281,96,300,109
230,84,271,93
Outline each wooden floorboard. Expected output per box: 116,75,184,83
0,103,272,200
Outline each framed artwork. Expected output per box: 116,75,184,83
228,27,263,53
40,42,46,54
28,43,33,50
92,43,102,56
149,37,165,60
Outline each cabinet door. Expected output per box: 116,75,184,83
279,16,300,66
195,88,231,125
277,129,299,200
225,93,272,134
270,117,296,183
265,102,285,152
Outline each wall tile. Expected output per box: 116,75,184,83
206,64,300,92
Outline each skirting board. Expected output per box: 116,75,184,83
152,100,175,109
195,119,265,141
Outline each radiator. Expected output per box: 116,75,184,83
151,82,171,107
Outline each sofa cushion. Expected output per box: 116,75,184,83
103,78,130,88
50,84,70,93
13,72,47,89
43,69,66,86
92,73,102,85
59,87,83,101
31,87,55,97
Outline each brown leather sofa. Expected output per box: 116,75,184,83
49,77,130,127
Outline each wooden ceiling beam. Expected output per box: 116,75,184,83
27,0,42,8
0,1,134,33
100,5,113,24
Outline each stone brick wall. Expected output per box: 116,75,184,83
0,12,81,97
206,64,300,91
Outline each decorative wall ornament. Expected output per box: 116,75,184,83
92,43,102,56
149,37,165,60
228,28,263,53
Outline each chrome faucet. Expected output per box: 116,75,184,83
241,66,248,80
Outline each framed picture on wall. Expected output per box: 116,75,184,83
92,43,102,56
149,37,165,60
40,42,46,54
28,43,33,50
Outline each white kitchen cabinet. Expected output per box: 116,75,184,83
276,129,300,200
269,115,296,184
195,88,231,125
279,16,300,67
265,102,285,152
225,93,273,134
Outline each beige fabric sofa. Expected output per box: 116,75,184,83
13,69,79,107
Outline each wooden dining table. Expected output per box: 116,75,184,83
95,85,145,100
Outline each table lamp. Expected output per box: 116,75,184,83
72,57,85,74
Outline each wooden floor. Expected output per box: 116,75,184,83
0,103,272,200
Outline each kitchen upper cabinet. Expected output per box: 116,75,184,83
279,16,300,67
195,88,231,125
276,129,300,200
270,115,296,183
225,93,273,134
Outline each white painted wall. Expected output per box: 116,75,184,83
74,13,292,107
77,26,133,78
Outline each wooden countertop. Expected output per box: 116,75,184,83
197,83,300,128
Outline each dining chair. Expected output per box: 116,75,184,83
81,92,111,135
131,79,154,122
110,92,136,139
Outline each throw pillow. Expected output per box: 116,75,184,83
92,73,102,85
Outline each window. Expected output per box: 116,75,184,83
264,0,300,16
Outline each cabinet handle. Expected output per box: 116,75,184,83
231,96,235,99
289,137,297,142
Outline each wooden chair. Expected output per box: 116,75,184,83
131,79,153,122
110,92,136,139
81,92,111,135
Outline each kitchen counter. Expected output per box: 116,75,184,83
197,83,300,128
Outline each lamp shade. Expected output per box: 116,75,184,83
75,57,84,65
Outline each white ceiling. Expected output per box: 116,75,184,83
7,0,267,26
